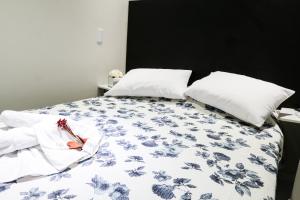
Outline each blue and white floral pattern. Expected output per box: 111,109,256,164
0,97,283,199
20,187,46,200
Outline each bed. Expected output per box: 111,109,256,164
0,96,282,199
1,1,299,199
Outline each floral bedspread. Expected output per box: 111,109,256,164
0,97,282,200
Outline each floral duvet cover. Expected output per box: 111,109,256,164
0,97,282,200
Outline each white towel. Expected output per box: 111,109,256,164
0,110,50,128
0,111,102,182
0,127,38,156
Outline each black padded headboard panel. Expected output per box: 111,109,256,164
126,0,300,107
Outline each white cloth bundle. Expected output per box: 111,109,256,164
0,111,102,183
0,127,38,156
0,111,48,128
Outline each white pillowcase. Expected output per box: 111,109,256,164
105,68,192,99
185,71,295,127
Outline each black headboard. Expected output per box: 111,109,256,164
126,0,300,107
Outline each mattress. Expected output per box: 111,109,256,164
0,97,282,200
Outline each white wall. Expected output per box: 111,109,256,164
0,0,128,111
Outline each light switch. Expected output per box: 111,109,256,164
97,28,104,45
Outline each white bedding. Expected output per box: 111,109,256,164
0,97,282,200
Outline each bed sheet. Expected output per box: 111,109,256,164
0,97,282,200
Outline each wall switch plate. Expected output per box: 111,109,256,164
97,28,104,45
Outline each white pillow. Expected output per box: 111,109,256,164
185,71,295,127
105,68,192,99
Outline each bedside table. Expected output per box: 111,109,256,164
276,108,300,200
97,84,112,96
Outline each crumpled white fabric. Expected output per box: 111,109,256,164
0,111,102,183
